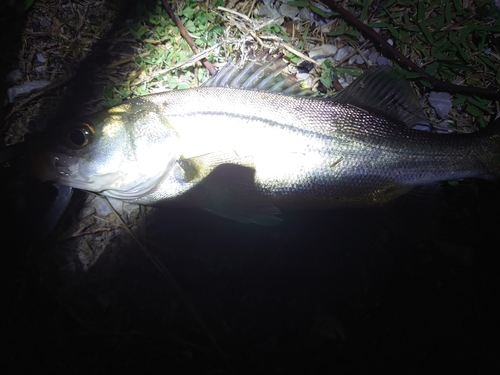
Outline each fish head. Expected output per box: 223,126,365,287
32,99,180,199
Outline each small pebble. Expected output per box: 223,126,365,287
319,23,332,33
376,56,391,66
338,76,350,88
436,120,455,133
428,91,452,118
5,69,22,83
298,7,314,22
412,123,431,132
368,51,379,65
280,3,299,19
259,4,283,25
334,46,352,61
36,53,46,63
296,72,310,81
38,17,52,28
7,80,51,102
355,54,365,65
334,47,347,61
309,44,338,60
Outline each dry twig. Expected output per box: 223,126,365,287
161,0,216,75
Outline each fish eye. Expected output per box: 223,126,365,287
65,123,94,149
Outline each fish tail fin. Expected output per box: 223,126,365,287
473,118,500,180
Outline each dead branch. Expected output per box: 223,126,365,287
161,0,217,76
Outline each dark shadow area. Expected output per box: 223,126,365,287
45,0,153,125
0,3,25,120
4,179,500,373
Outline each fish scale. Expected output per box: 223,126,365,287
144,86,494,180
32,62,500,225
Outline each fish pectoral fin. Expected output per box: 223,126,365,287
204,198,282,226
185,162,282,226
179,150,244,183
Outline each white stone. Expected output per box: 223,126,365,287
309,44,338,60
334,47,349,61
355,54,364,64
296,72,310,81
7,80,51,102
298,7,314,22
259,3,283,24
428,91,452,118
376,56,391,65
368,51,379,65
279,3,299,18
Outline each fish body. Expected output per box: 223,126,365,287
33,61,500,225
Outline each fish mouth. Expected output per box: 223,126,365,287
34,152,88,185
52,154,78,178
33,151,167,199
33,151,114,191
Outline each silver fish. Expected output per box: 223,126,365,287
32,59,500,225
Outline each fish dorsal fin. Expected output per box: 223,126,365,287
332,66,425,127
203,56,317,97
